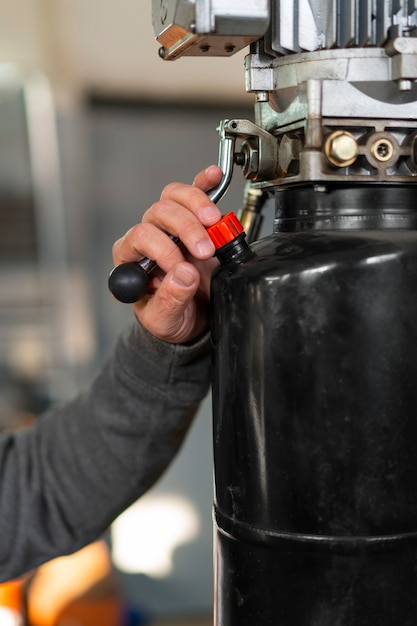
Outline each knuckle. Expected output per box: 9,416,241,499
161,181,182,198
187,185,208,206
156,199,175,222
142,203,159,222
141,207,151,222
143,199,172,224
117,223,154,262
131,222,153,245
164,244,183,266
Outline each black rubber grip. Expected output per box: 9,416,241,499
108,262,152,303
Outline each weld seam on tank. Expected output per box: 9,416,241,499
214,507,417,555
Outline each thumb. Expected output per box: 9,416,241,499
169,263,199,292
135,263,200,343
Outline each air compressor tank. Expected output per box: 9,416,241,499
211,184,417,625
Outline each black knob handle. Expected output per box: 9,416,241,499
108,235,179,303
108,261,153,303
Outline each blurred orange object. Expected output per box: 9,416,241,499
27,540,123,626
0,577,25,625
54,598,121,626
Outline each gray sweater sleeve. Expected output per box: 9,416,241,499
0,319,211,582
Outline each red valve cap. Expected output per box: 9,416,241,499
206,212,244,250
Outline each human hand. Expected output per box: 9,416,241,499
112,165,223,344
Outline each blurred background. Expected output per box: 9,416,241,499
0,1,257,625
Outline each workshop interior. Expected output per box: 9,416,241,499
2,1,417,625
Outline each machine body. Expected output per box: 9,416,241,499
151,1,417,623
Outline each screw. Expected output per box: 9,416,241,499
200,45,210,53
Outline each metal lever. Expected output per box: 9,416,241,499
108,120,236,303
207,119,235,203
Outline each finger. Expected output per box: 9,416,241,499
112,222,185,272
159,182,221,227
143,198,217,260
193,164,223,191
134,262,200,343
143,167,223,257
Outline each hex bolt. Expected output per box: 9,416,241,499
240,140,259,179
325,131,358,167
371,138,394,162
279,134,302,174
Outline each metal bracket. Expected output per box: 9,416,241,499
209,118,279,203
222,119,279,181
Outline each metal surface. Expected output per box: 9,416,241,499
245,44,417,187
152,0,270,60
265,0,417,54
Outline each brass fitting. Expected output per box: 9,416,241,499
370,138,395,162
325,131,358,167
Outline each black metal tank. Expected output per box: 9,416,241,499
210,184,417,625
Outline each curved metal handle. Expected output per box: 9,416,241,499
208,120,236,203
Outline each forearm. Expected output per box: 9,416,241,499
0,319,211,581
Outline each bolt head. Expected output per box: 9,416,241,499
325,132,358,167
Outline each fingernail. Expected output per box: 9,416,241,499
200,205,221,224
196,239,215,258
171,265,196,288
